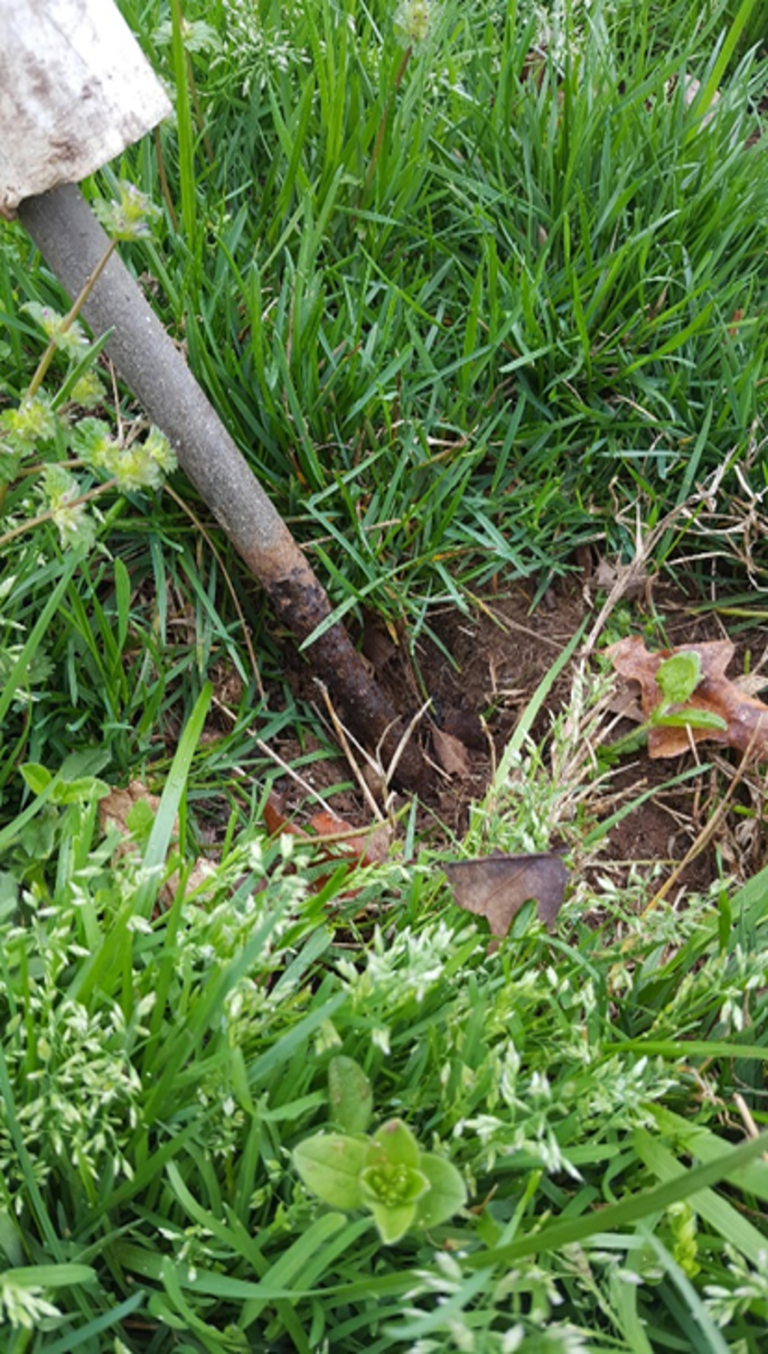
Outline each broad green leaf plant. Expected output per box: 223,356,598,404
294,1055,467,1244
605,649,728,761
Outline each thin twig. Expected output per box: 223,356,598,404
641,726,759,916
0,477,117,549
27,241,117,399
317,681,386,822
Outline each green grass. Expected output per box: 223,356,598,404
5,0,768,628
2,709,768,1350
3,0,768,1349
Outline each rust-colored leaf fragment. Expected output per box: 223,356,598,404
262,792,388,867
607,637,768,759
262,793,304,840
445,853,568,936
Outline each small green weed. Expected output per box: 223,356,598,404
0,671,767,1348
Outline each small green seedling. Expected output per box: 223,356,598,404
653,652,727,732
293,1056,467,1244
606,650,728,760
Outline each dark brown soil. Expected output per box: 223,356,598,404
242,567,768,904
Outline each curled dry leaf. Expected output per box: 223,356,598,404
445,852,568,937
263,792,389,867
431,725,471,779
608,637,768,760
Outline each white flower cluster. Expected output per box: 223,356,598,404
219,0,313,96
0,1275,61,1332
337,918,473,1006
0,988,142,1202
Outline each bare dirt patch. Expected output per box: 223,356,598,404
261,569,768,901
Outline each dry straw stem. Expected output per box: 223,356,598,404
580,458,738,657
317,681,431,828
640,728,759,919
733,1092,768,1158
210,694,346,820
673,433,768,588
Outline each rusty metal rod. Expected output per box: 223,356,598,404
19,184,424,790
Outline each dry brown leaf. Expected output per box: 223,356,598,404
98,779,163,839
594,556,651,600
361,612,398,670
608,636,768,759
445,853,568,936
679,75,721,125
262,792,389,868
183,858,216,894
431,726,471,778
98,781,210,908
441,708,487,750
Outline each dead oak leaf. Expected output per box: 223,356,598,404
608,636,768,759
98,781,211,907
99,780,165,842
445,852,568,937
